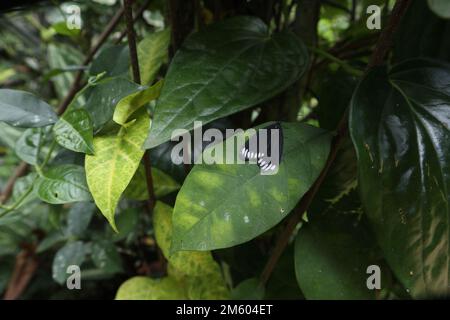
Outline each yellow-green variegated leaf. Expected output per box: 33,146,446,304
138,29,171,85
115,276,187,300
85,109,149,230
113,80,163,126
185,275,229,300
153,202,230,299
153,201,219,276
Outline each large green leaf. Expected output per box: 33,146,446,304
428,0,450,19
0,89,58,127
171,122,331,251
53,109,94,154
295,197,378,300
36,165,92,204
137,29,170,85
145,16,308,149
85,109,149,230
349,59,450,297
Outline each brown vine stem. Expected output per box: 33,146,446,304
260,0,411,286
123,0,156,209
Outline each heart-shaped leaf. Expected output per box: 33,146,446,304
295,193,378,300
36,164,92,204
349,59,450,297
85,109,149,231
171,122,331,251
53,109,94,154
0,89,58,128
145,16,308,149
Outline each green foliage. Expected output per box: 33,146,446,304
116,276,187,300
349,59,450,298
0,0,449,301
36,165,92,204
85,109,149,231
145,16,309,148
113,79,163,126
137,28,171,85
171,122,331,251
53,109,94,154
295,203,378,300
0,89,58,127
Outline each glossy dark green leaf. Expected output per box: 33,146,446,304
295,195,377,300
36,165,92,204
53,109,94,154
171,122,331,251
145,16,308,148
349,59,450,297
0,89,58,128
89,44,130,77
52,241,86,285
